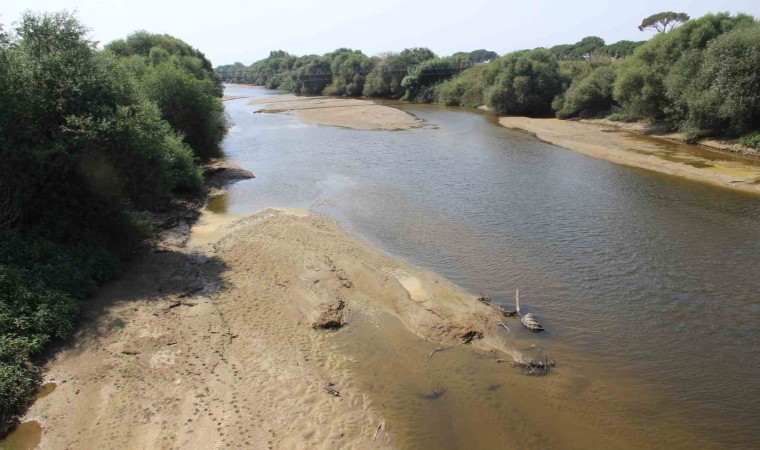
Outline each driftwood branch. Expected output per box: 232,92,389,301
498,320,510,335
426,346,448,362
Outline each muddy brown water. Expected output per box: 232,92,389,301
33,383,56,400
219,85,760,449
0,421,41,450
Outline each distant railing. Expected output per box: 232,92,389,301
217,60,483,83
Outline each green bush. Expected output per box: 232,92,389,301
0,11,210,427
0,231,115,423
739,131,760,149
433,65,488,107
140,63,228,161
484,49,565,116
614,13,755,120
362,48,437,99
673,25,760,136
554,65,617,118
607,111,638,122
324,49,372,96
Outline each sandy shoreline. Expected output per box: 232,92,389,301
498,117,760,195
249,95,423,131
19,202,530,449
8,99,739,449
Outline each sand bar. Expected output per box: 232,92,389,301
250,95,423,130
499,117,760,195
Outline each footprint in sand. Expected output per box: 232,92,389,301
384,268,428,302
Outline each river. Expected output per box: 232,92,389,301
217,85,760,449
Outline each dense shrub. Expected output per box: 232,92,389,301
140,63,228,160
363,48,437,99
400,54,471,101
433,65,488,107
0,11,210,427
323,49,372,96
739,131,760,149
0,231,115,425
484,49,565,116
553,64,617,118
107,33,229,161
614,13,755,120
673,25,760,136
106,31,221,93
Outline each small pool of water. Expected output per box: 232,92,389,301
1,421,41,450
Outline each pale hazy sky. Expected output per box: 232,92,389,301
4,0,759,66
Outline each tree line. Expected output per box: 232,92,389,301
0,11,227,428
217,11,760,146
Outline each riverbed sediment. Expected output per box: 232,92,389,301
21,204,532,449
498,117,760,195
250,95,424,130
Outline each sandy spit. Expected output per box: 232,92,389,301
249,95,423,131
499,117,760,195
22,207,520,449
580,118,760,158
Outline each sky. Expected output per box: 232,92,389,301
4,0,760,66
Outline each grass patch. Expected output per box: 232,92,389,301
0,232,115,427
739,131,760,149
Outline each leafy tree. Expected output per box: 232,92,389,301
139,62,228,160
323,49,371,96
106,32,229,160
0,11,205,427
106,31,221,92
614,13,755,119
553,63,617,118
484,49,564,116
639,12,690,33
363,48,437,98
401,54,471,101
288,55,331,95
671,24,760,137
453,49,499,64
597,40,644,59
468,49,498,64
433,65,489,107
551,36,605,60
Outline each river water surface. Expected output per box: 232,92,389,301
217,85,760,449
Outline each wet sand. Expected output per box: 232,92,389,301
499,117,760,195
250,95,423,130
19,207,527,449
11,97,748,449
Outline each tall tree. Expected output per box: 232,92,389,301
638,12,690,33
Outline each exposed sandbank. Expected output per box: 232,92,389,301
499,117,760,195
249,95,423,131
580,118,760,158
20,205,531,449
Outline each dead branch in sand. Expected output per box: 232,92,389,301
426,346,448,362
479,293,518,317
373,422,383,441
498,320,511,335
323,382,340,397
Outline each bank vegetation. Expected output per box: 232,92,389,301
217,11,760,148
0,11,227,430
